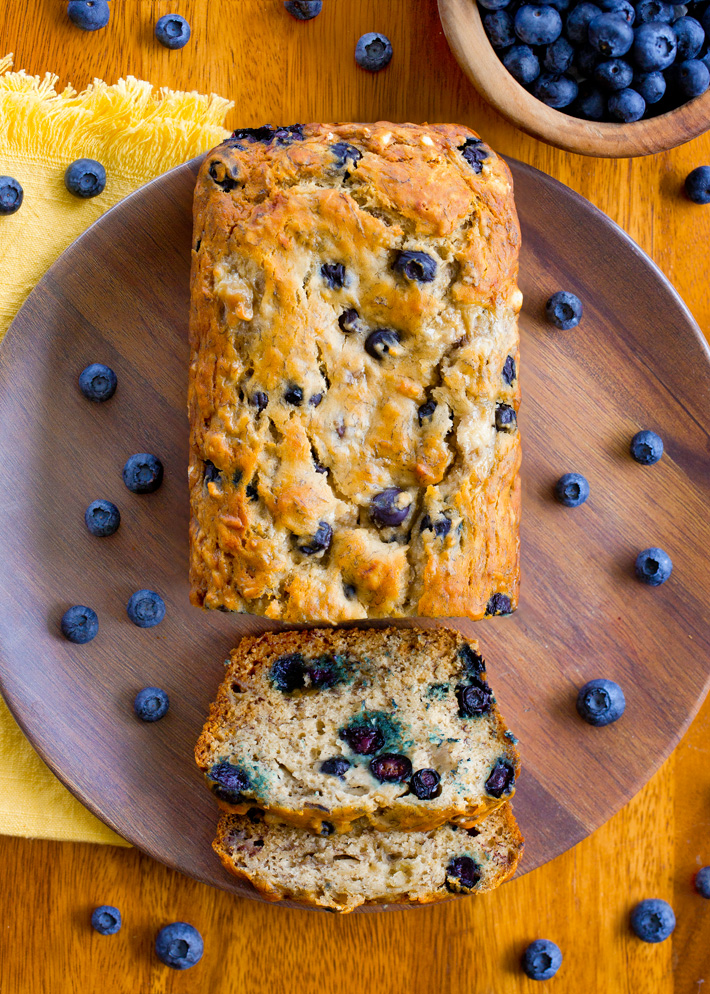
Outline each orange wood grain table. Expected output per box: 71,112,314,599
1,2,709,992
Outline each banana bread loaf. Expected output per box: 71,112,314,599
188,121,521,623
213,801,523,912
194,626,520,834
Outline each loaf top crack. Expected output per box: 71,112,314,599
189,122,521,622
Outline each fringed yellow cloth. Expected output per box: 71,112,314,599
0,54,232,845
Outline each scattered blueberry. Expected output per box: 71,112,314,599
595,57,634,88
546,290,583,329
321,263,347,288
633,22,677,71
588,13,634,55
566,2,602,42
370,753,413,783
284,0,323,19
91,905,121,935
515,5,564,45
123,453,163,494
485,759,516,797
155,14,191,49
155,922,204,970
418,400,437,425
338,308,361,333
251,391,269,413
502,355,517,385
79,363,117,402
630,429,663,464
445,856,482,893
61,605,98,644
64,159,106,198
630,899,676,942
685,165,710,203
575,81,607,117
410,769,442,800
608,86,646,120
126,589,166,628
269,653,305,692
370,488,411,527
208,762,250,803
522,940,563,981
355,32,393,72
672,58,710,97
320,757,351,778
0,176,23,215
134,687,169,722
458,679,494,717
296,521,332,555
495,403,517,432
634,70,667,102
484,10,517,47
67,1,110,31
458,136,490,172
672,16,705,59
635,0,672,22
503,44,542,83
85,499,120,537
364,328,401,360
393,250,437,283
695,867,710,898
555,472,590,507
339,722,385,755
204,460,220,485
460,643,486,676
486,592,512,615
635,547,672,585
284,385,304,406
544,36,576,71
331,143,362,169
532,71,579,105
576,678,626,725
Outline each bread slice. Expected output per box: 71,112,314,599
213,802,523,913
195,627,520,834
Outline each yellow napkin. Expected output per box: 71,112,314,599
0,54,232,844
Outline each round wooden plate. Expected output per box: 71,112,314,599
0,157,709,910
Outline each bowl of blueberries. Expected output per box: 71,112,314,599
439,0,710,155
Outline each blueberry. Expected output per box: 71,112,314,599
502,355,517,385
365,328,402,361
321,263,347,288
85,499,120,537
91,905,121,935
555,472,590,507
208,762,250,803
321,757,350,777
575,81,607,117
533,71,579,105
355,32,393,72
495,403,517,432
457,679,494,717
685,165,710,203
204,461,220,485
419,514,452,537
418,400,437,425
503,44,541,83
595,57,634,88
61,605,98,644
485,759,516,797
547,0,571,10
297,521,332,555
246,483,259,501
67,1,110,31
599,0,635,24
543,36,576,71
338,308,362,333
331,143,362,169
339,722,385,755
672,58,710,96
309,393,323,407
79,363,117,402
445,856,482,893
370,487,411,527
576,678,626,725
522,940,563,980
673,16,705,58
634,70,667,102
0,176,23,215
566,2,602,42
630,429,664,464
64,159,106,198
270,653,305,692
486,592,512,615
284,385,304,405
155,14,191,49
484,10,517,47
123,453,163,494
410,768,442,800
393,250,437,283
546,290,583,329
608,86,646,120
635,547,672,585
231,125,304,146
284,0,323,19
134,687,169,722
479,0,512,9
515,4,563,43
459,643,486,675
630,899,676,942
589,13,634,55
126,589,166,628
633,22,678,71
458,137,490,172
695,867,710,898
576,42,603,74
370,753,413,783
250,390,269,412
635,0,673,23
155,922,204,970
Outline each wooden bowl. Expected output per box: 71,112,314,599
439,0,710,157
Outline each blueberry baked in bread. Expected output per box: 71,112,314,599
194,627,520,834
213,801,523,913
189,122,521,622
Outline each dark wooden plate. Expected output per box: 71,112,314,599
1,157,709,910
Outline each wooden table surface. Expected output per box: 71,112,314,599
1,1,709,991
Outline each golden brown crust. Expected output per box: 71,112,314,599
189,122,521,622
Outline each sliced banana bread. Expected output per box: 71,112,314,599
195,627,520,834
213,802,523,912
